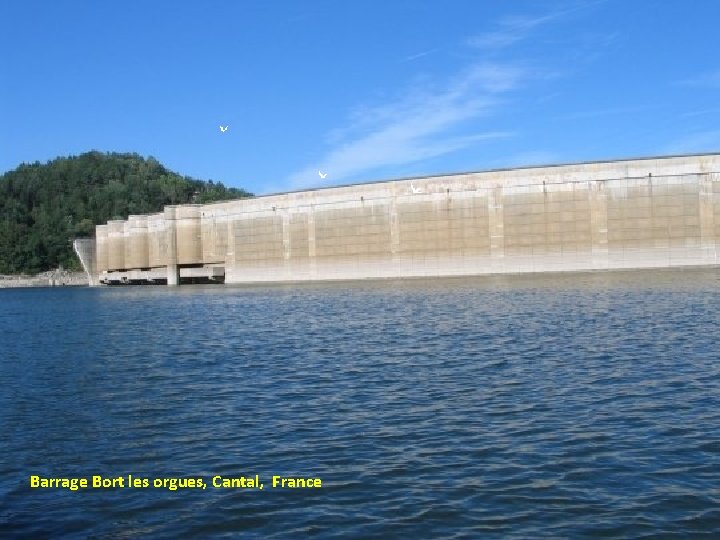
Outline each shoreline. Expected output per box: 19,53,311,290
0,270,88,288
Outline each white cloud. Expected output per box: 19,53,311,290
281,64,523,191
273,3,605,193
466,12,560,51
466,3,604,52
467,30,523,50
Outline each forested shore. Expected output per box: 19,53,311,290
0,151,252,274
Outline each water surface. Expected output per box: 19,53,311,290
1,269,719,538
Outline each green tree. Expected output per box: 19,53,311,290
0,151,253,274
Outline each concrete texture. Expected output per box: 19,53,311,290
94,154,720,285
73,238,97,286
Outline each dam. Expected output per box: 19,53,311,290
89,153,720,286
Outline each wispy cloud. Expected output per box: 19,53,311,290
466,2,604,52
400,48,439,63
281,64,522,191
679,107,720,118
274,3,603,193
676,70,720,88
466,13,559,50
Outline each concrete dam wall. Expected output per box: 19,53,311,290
72,238,97,286
94,154,720,285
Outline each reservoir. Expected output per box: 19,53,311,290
1,269,719,537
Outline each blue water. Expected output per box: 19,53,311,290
1,270,719,538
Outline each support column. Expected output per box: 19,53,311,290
282,211,291,260
95,224,108,284
164,206,179,286
307,207,317,278
281,210,291,279
488,186,505,270
699,173,717,263
590,180,609,269
225,213,236,283
389,196,400,254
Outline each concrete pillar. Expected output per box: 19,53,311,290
175,205,203,265
488,186,505,268
147,212,167,268
307,207,317,278
280,209,291,279
95,224,108,274
282,210,290,260
589,180,609,269
107,220,126,271
167,267,179,286
389,196,400,254
126,215,149,270
225,213,235,279
164,206,179,286
699,173,717,263
123,221,132,269
200,208,229,265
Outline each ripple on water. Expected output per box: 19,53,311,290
0,270,719,537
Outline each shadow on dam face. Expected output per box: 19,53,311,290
99,266,226,286
91,154,720,286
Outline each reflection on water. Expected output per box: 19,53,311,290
1,269,719,538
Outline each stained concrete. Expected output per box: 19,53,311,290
73,238,97,286
93,154,720,286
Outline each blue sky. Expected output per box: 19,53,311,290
1,1,719,195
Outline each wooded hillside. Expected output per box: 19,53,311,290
0,151,252,274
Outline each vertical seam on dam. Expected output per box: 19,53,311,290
93,155,720,285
